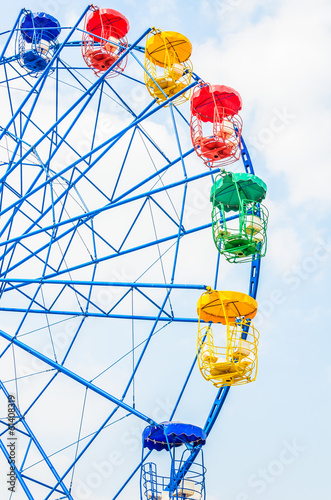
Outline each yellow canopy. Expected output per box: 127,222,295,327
145,31,192,66
197,290,258,325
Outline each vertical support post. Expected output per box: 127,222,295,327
240,135,255,175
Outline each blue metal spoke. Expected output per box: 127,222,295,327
169,103,188,178
20,474,66,495
0,29,153,183
110,127,137,201
0,10,24,61
0,436,34,499
0,74,196,188
135,287,173,320
118,198,149,252
0,6,91,143
241,135,255,175
0,308,201,322
0,382,74,499
0,330,157,424
149,195,182,230
0,8,264,498
0,167,220,249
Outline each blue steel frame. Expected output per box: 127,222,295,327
0,7,262,500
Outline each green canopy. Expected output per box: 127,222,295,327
210,172,267,212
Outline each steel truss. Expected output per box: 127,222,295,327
0,7,261,499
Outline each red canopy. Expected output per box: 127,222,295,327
191,84,242,122
86,9,129,41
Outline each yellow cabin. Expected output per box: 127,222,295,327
144,30,193,105
197,289,259,387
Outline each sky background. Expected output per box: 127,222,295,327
0,0,331,499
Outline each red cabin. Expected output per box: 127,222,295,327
190,84,243,168
82,7,129,78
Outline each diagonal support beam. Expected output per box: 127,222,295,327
0,329,156,426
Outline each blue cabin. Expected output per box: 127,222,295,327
18,12,61,75
142,422,206,500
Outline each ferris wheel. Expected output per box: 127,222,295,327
0,6,268,500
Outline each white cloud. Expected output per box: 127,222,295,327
192,0,331,213
0,1,330,499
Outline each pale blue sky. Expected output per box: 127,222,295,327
0,1,330,499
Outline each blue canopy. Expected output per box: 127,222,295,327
143,422,206,451
20,12,61,42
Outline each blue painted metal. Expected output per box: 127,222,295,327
249,256,261,299
0,167,222,252
0,28,153,183
0,216,241,287
169,103,188,177
0,381,74,499
20,475,67,495
0,6,91,143
240,136,262,298
114,451,154,500
0,9,24,62
203,386,231,436
0,330,156,425
143,422,206,451
240,136,255,175
0,436,34,499
0,8,264,498
1,77,196,187
164,137,263,490
44,38,147,53
0,307,201,322
0,279,208,289
0,109,194,247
